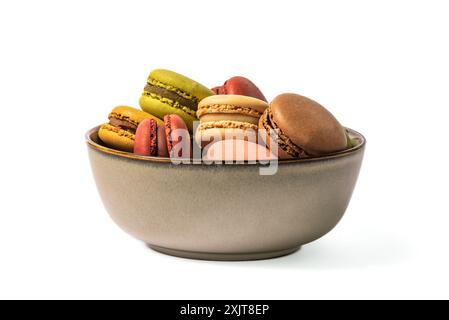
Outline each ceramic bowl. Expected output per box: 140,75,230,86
86,127,365,261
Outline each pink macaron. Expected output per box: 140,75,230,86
204,140,277,161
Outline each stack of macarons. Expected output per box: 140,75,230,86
97,68,350,161
98,106,163,153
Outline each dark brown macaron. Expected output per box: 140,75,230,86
259,93,347,159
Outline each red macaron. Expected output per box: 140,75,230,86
164,114,191,159
157,125,169,158
211,76,267,102
134,119,169,157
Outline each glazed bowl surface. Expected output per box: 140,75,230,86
86,127,365,260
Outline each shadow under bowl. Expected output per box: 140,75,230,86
86,127,365,261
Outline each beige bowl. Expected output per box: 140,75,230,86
86,127,365,261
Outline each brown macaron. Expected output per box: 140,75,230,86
259,93,347,159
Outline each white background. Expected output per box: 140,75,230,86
1,0,448,299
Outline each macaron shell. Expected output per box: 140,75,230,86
271,93,347,155
157,125,169,157
198,95,268,114
199,114,260,125
98,123,135,152
149,69,215,101
257,125,294,160
140,94,197,132
195,127,258,149
211,86,223,94
134,119,157,156
217,76,267,102
111,105,164,126
204,140,276,161
258,111,295,159
164,114,191,158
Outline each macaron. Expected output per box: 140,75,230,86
259,93,347,159
134,119,169,157
98,106,163,152
195,95,269,147
211,76,267,102
139,69,215,132
204,140,276,162
157,125,169,157
134,119,157,156
164,114,191,159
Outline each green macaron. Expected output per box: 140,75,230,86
139,69,215,132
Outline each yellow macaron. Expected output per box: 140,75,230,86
98,106,163,152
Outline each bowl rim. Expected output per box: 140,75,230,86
85,126,366,164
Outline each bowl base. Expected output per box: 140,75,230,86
147,244,301,261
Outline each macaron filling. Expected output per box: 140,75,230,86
100,123,135,140
109,117,137,133
261,108,308,158
148,120,158,156
164,116,174,153
108,113,139,134
199,114,260,126
142,91,197,117
196,104,263,118
147,77,200,104
144,84,198,111
198,121,258,131
157,125,169,157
